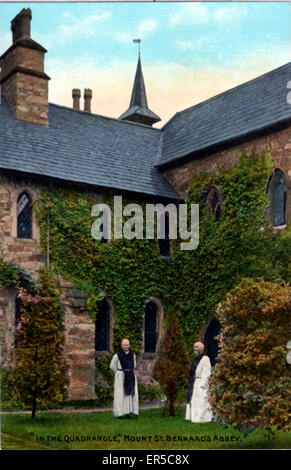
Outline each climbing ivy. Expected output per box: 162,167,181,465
33,147,291,359
0,259,19,288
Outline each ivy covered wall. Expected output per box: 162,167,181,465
32,149,290,356
1,148,290,400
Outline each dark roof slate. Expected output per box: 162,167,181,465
0,98,178,200
158,62,291,167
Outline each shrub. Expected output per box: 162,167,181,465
152,313,189,416
209,278,291,431
6,269,67,418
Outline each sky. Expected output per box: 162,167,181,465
0,2,290,127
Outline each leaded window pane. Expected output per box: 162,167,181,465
267,170,286,226
144,301,157,353
95,298,110,351
17,192,32,239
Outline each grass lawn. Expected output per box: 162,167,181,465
1,407,290,450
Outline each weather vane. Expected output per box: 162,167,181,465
133,38,141,56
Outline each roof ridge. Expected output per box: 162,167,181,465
161,61,291,130
48,102,162,132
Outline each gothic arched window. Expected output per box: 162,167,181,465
205,186,221,221
144,301,157,353
17,191,32,239
158,213,171,257
95,298,110,351
267,169,287,226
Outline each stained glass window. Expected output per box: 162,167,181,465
144,301,157,353
267,170,286,226
95,298,110,351
17,191,32,239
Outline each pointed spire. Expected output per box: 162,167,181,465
129,56,148,109
119,54,161,127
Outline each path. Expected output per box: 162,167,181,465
1,401,173,415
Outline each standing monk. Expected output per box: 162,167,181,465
110,338,139,418
185,341,212,423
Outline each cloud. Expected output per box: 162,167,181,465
0,32,12,54
175,38,205,52
175,40,196,52
169,3,209,27
34,12,112,49
214,5,247,24
169,3,247,28
137,19,158,37
114,18,158,44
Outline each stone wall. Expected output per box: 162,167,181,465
0,286,18,368
161,126,291,222
0,175,98,399
0,175,44,280
59,277,96,400
0,175,162,399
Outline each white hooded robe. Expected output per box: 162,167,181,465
185,355,213,423
110,353,139,417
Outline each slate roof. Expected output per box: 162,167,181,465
0,97,179,200
158,62,291,167
1,63,290,198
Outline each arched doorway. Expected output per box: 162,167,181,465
204,317,221,367
95,297,111,352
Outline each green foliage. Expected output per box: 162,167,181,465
138,384,164,402
96,355,114,388
32,148,291,396
173,149,290,345
209,278,291,431
4,269,67,418
95,386,113,406
0,259,19,287
152,313,189,416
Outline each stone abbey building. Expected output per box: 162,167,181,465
0,9,290,400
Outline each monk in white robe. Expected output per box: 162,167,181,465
110,338,139,418
185,341,213,423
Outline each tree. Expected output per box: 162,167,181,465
152,313,189,416
209,278,291,431
7,269,67,418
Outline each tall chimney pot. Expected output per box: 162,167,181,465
84,88,92,113
11,8,32,43
72,88,81,110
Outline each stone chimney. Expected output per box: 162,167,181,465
84,88,92,113
72,88,81,110
11,8,31,42
0,8,50,126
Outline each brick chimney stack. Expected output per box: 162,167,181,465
11,8,31,42
72,88,81,110
84,89,92,113
0,8,50,126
